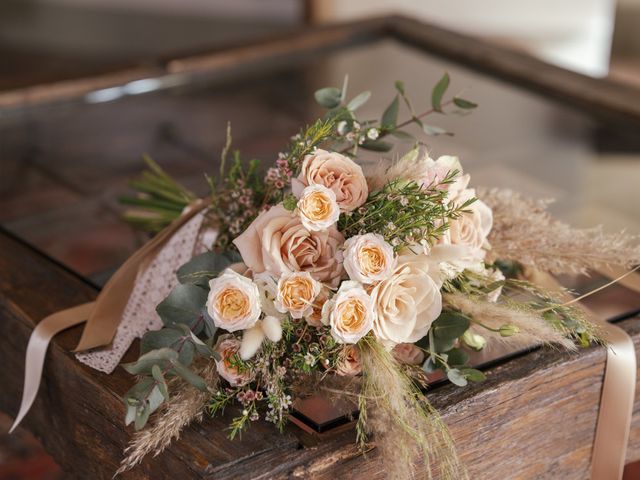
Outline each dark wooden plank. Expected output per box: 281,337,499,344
1,229,639,479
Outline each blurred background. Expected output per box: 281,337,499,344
1,1,640,478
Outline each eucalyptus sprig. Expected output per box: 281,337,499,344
314,73,477,156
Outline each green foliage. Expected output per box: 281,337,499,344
156,284,208,332
453,97,478,109
339,173,475,252
176,251,242,287
431,72,450,112
381,95,399,128
120,156,196,232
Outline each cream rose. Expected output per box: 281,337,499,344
275,271,321,319
292,149,368,212
297,184,340,231
207,269,261,332
392,343,425,365
371,255,442,345
214,335,253,386
343,233,395,284
335,345,362,376
323,281,375,344
233,204,345,287
447,188,492,252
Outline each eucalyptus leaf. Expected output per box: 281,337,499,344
381,95,399,128
347,91,371,111
140,327,183,354
462,368,486,382
156,284,208,331
422,124,451,136
431,311,471,342
453,97,478,109
431,72,450,112
147,385,165,413
134,403,151,430
177,251,239,287
201,307,218,341
432,336,456,354
422,356,438,373
170,360,208,391
122,348,178,375
314,87,342,109
152,365,170,400
447,368,468,387
125,404,137,426
360,139,393,152
445,348,469,367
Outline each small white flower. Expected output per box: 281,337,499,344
297,184,340,231
253,272,284,319
366,128,379,140
337,120,348,135
207,269,261,332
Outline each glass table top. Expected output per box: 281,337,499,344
1,37,639,290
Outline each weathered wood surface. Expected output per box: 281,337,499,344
2,15,640,130
1,230,639,479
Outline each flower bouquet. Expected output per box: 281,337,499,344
14,74,640,479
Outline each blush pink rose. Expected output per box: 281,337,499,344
292,149,368,212
214,335,253,387
392,343,425,365
233,204,345,287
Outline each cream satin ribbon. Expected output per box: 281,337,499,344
531,269,638,480
10,199,208,433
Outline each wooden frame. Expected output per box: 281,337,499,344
2,16,640,127
2,15,640,479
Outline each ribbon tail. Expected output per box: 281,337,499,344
74,199,208,352
531,269,637,480
10,302,94,433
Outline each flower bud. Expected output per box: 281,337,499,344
462,331,487,351
499,324,520,337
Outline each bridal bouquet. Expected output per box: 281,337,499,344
115,75,640,478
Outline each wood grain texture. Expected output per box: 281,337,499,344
1,229,639,479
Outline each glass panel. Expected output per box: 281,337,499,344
2,38,639,289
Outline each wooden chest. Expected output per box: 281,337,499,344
2,16,640,479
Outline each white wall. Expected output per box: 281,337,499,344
312,0,617,77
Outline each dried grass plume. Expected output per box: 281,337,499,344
480,188,640,275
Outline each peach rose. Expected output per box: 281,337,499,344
297,184,340,231
323,281,375,344
207,269,261,332
275,271,321,319
343,233,395,284
233,204,345,287
292,149,368,212
214,335,253,386
335,345,362,376
392,343,425,365
371,255,442,345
